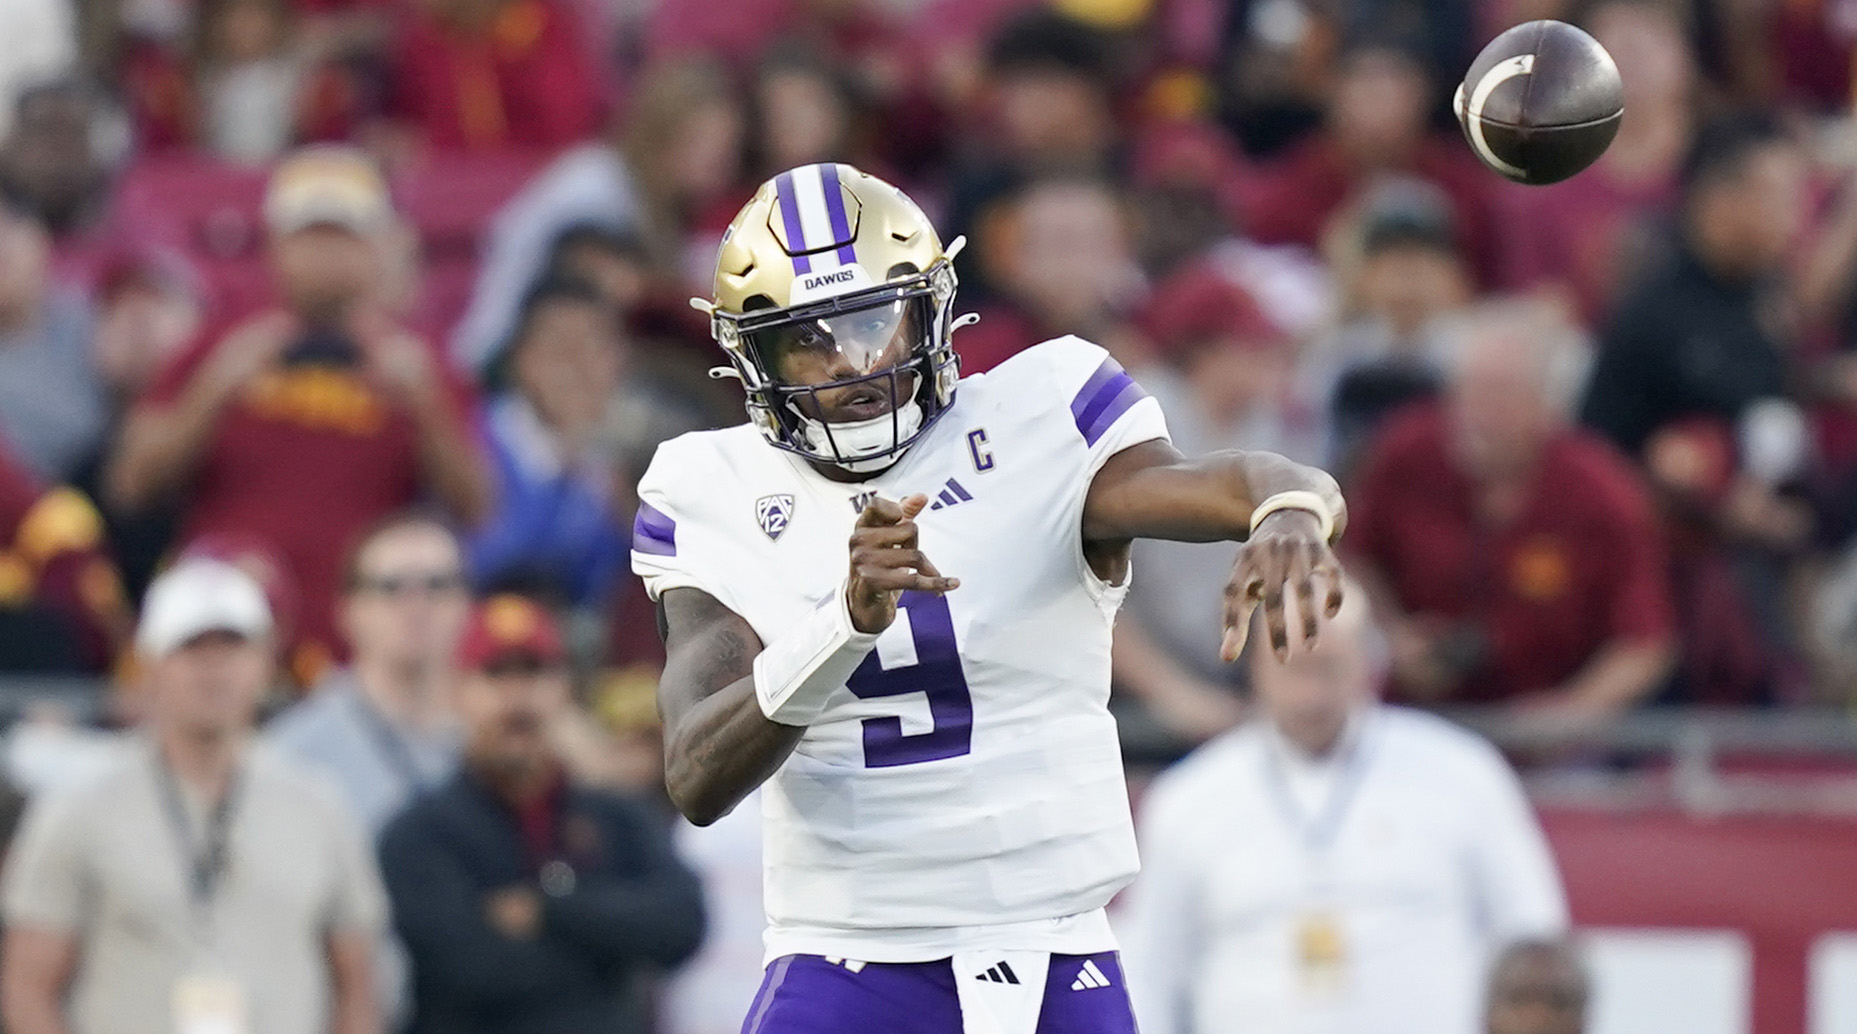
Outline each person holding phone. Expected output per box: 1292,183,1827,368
105,146,491,680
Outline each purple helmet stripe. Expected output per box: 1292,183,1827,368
774,171,813,274
819,163,859,265
632,501,677,556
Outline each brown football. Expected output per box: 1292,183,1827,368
1454,20,1624,186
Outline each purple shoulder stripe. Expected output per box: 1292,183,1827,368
633,501,677,557
1069,356,1150,447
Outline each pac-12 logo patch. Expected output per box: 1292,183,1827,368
755,494,796,540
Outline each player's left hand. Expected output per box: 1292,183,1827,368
1221,509,1345,663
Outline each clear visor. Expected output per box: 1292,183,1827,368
748,294,931,386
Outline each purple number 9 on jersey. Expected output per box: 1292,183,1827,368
845,591,974,768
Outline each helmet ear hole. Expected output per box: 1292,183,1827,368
887,262,920,278
743,294,776,313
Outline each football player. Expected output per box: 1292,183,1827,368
634,163,1347,1034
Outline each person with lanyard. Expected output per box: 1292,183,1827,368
379,594,706,1034
269,510,471,838
1,558,387,1034
1120,582,1567,1034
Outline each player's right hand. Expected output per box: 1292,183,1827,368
846,494,960,634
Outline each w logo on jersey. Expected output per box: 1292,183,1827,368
756,494,796,540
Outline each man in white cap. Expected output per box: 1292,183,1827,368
1,559,388,1034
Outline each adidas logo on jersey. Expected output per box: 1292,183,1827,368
974,961,1022,985
1070,959,1112,991
926,478,974,511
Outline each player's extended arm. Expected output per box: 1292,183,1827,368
657,494,957,826
1082,439,1348,661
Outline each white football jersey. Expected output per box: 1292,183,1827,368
633,337,1170,959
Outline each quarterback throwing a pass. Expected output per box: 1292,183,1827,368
634,163,1346,1034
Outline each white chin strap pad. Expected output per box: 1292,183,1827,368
800,402,924,472
752,582,880,726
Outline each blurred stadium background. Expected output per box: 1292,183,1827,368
0,0,1855,1031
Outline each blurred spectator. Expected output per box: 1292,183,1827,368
1211,0,1335,157
1114,267,1309,739
1581,114,1808,465
128,0,361,161
1485,938,1588,1034
946,10,1121,266
269,511,468,1027
386,0,603,152
0,200,109,483
542,223,650,323
269,511,469,835
470,279,630,608
1495,0,1694,326
750,45,868,181
1122,588,1567,1034
105,146,491,670
961,175,1145,372
380,595,705,1034
1297,184,1469,475
1348,303,1676,715
89,247,204,406
0,78,132,284
0,0,75,142
0,559,386,1034
76,249,203,598
1579,113,1814,698
1236,40,1497,281
451,58,744,373
0,441,127,674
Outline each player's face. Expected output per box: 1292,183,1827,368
766,298,925,423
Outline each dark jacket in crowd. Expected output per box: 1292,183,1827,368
380,771,706,1034
1580,243,1791,458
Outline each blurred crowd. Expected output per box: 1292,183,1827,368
0,0,1851,1025
0,0,1853,734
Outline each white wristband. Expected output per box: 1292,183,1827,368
752,582,881,726
1249,490,1337,542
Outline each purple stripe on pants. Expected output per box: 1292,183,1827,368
739,952,1138,1034
820,163,859,265
774,170,812,274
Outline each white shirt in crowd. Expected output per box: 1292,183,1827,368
1119,706,1567,1034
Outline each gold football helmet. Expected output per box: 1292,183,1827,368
697,163,968,473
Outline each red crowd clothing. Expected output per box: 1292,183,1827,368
0,444,126,671
387,0,604,152
1347,405,1676,703
138,311,480,664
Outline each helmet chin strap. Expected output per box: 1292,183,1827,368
799,402,925,473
